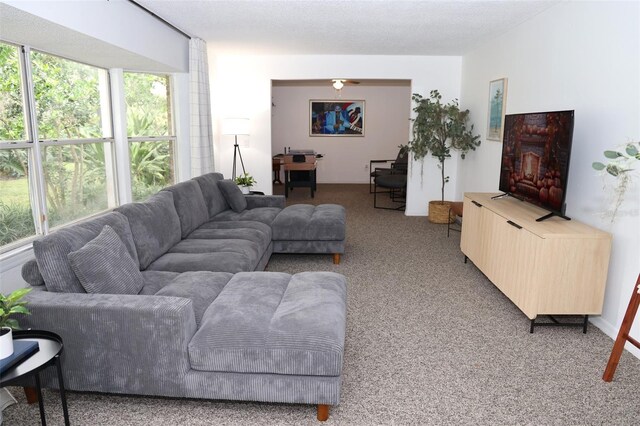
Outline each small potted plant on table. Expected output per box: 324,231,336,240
0,288,32,358
235,173,257,194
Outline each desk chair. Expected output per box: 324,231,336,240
373,171,407,211
369,147,408,193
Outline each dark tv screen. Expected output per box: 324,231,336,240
498,110,575,215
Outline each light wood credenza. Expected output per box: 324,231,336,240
460,193,612,332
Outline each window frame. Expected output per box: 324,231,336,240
124,71,177,202
0,42,180,255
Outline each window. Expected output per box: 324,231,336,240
0,43,117,252
30,51,115,228
0,43,179,253
0,43,37,247
124,73,175,202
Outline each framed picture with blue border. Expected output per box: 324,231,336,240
487,78,507,142
310,100,365,136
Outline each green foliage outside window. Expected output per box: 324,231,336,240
125,72,175,202
0,44,25,141
31,50,106,140
0,44,176,247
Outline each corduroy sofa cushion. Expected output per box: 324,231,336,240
154,271,233,327
68,225,144,295
147,239,262,274
189,221,271,255
217,180,247,213
161,180,209,238
212,207,282,225
271,204,346,241
192,172,230,218
21,259,45,286
188,271,347,376
32,211,138,293
116,191,182,270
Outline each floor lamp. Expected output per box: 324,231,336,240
222,118,250,179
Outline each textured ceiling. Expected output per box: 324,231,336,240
137,0,560,55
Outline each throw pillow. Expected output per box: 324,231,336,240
68,225,144,295
218,180,248,213
33,211,138,293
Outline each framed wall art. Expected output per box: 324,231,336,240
310,100,365,136
487,78,507,142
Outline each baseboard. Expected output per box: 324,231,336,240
590,316,640,360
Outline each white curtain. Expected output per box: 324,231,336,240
189,38,214,176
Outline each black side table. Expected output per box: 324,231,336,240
1,330,70,426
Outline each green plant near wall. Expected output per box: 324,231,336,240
402,90,481,203
592,141,640,222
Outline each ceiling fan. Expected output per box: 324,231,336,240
332,79,360,90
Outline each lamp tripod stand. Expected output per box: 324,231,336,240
232,135,246,180
222,118,250,180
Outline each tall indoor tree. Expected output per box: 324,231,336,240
403,90,481,223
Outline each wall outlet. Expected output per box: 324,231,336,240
364,164,369,170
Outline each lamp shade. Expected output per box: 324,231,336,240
222,118,250,135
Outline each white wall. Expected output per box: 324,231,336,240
271,83,411,183
459,1,640,357
209,54,461,214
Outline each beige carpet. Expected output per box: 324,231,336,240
4,184,640,425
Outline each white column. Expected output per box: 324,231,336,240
99,70,117,208
172,72,191,182
109,69,132,205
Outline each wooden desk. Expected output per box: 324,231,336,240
283,154,317,198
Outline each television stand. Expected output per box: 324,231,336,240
530,315,589,334
536,211,571,222
460,193,611,332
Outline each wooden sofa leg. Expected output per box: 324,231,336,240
332,253,341,265
317,404,330,421
24,387,38,404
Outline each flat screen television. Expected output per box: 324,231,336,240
498,110,575,220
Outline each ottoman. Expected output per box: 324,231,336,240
186,271,347,421
271,204,346,264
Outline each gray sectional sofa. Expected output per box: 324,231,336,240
17,172,348,421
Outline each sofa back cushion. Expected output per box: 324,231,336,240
218,180,247,213
161,180,209,238
115,191,182,270
68,225,144,295
32,211,138,293
192,173,230,218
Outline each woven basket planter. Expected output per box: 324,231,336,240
428,200,454,224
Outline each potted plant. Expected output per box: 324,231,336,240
235,173,257,194
0,288,32,358
592,141,639,222
403,90,481,223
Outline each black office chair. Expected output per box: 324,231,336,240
373,170,407,211
369,147,408,193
